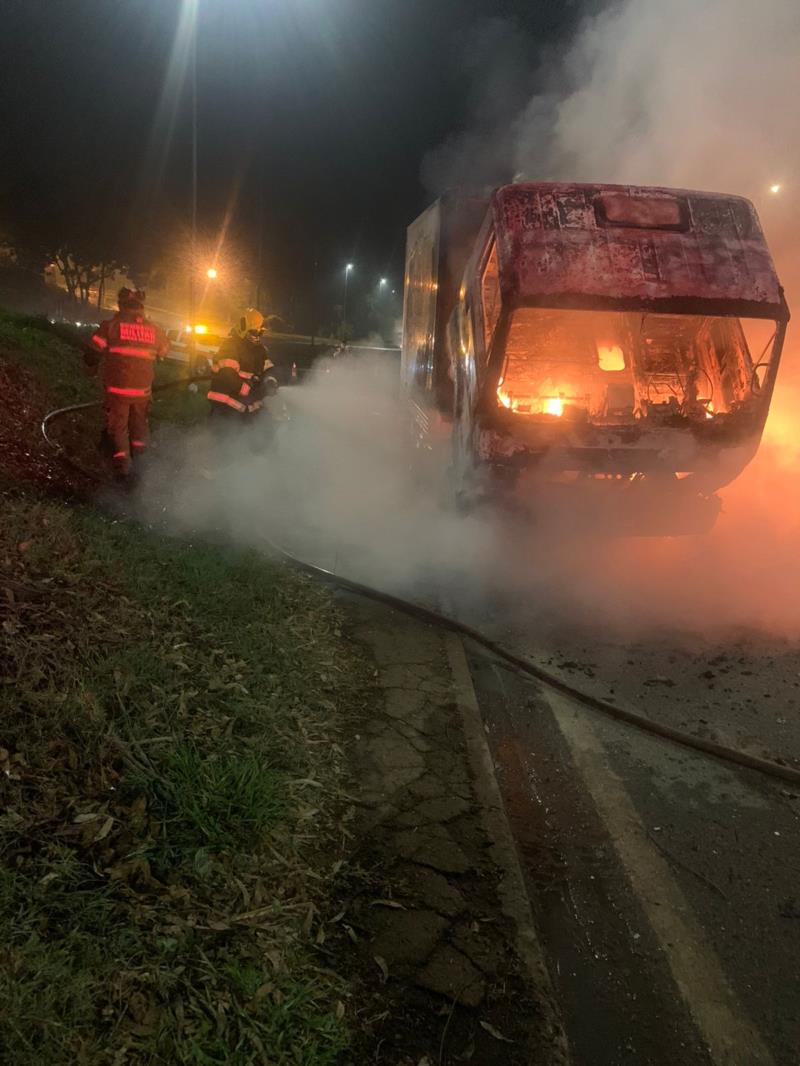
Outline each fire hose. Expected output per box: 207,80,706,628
40,374,210,472
40,384,800,790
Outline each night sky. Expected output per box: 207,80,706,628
0,0,587,325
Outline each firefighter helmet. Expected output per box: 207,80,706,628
236,308,265,339
118,287,145,311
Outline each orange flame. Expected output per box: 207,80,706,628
497,385,512,409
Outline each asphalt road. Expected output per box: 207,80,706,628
462,634,800,1066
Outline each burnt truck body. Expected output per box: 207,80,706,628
402,183,789,531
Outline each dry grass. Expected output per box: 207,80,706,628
0,488,371,1064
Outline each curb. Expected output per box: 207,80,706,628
444,631,571,1063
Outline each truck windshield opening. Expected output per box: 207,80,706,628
496,308,776,424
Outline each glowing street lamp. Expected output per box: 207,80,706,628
769,183,782,195
206,266,218,279
343,262,354,335
379,277,388,288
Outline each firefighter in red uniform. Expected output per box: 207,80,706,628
85,288,169,478
208,308,278,428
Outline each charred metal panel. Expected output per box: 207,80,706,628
402,193,489,412
494,183,783,315
401,200,441,395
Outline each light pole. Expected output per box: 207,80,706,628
188,1,199,371
342,262,354,338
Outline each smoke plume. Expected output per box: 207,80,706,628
144,0,800,640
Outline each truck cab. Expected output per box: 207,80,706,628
402,183,789,530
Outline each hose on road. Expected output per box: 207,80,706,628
41,393,800,790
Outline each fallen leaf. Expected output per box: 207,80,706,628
373,955,389,983
369,898,406,910
479,1020,513,1043
94,816,114,841
264,949,283,973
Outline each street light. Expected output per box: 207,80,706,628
343,263,354,337
206,266,218,279
769,182,782,195
187,0,199,376
379,277,388,288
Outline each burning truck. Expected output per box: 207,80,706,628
402,182,789,532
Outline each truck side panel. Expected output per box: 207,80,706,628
402,194,489,418
401,200,441,397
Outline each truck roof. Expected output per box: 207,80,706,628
493,182,785,319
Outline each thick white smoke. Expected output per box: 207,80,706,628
143,0,800,638
140,355,495,603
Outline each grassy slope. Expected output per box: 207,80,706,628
0,311,96,407
0,309,368,1064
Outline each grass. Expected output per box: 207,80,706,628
0,489,369,1064
0,308,95,407
151,358,211,427
139,745,286,852
0,310,372,1063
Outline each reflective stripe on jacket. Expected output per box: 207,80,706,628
88,312,169,394
207,390,247,412
209,334,273,415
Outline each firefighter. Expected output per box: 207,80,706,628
208,308,278,427
84,288,169,479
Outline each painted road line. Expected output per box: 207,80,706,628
544,689,775,1066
